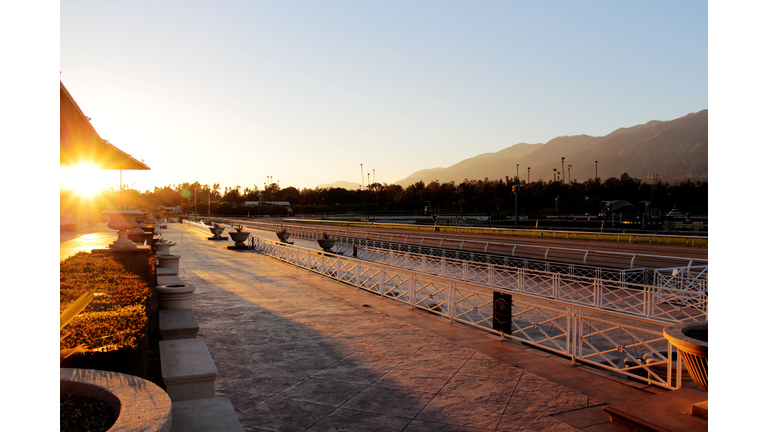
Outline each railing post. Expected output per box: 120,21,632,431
409,272,415,310
488,264,494,287
356,262,361,289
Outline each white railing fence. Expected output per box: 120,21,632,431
251,237,702,389
223,219,708,294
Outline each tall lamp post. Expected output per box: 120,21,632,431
513,185,520,225
361,164,366,210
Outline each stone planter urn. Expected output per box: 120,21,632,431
60,368,171,432
663,321,708,391
157,254,181,273
154,240,175,256
229,231,250,248
132,214,148,234
103,210,143,249
208,225,227,240
276,232,291,242
154,283,196,309
317,238,336,252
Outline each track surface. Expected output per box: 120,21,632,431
249,219,708,270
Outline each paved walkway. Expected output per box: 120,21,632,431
61,223,707,431
59,223,118,261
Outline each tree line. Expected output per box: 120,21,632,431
72,174,707,219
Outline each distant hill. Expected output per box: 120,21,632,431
315,180,360,190
316,110,707,189
392,110,707,185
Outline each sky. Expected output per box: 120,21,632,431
59,0,708,192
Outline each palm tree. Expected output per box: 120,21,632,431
553,168,557,182
595,161,598,180
527,167,530,184
568,164,572,183
561,157,565,183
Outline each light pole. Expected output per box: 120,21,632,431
361,164,366,209
555,196,559,215
373,169,376,191
513,185,519,224
516,164,519,182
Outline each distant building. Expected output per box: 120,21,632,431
244,201,291,210
163,206,181,213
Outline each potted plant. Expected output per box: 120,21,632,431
228,224,250,249
276,227,290,242
103,209,143,249
208,223,227,240
317,232,336,252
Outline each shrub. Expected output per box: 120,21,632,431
59,252,154,377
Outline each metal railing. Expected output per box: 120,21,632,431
228,218,707,270
250,238,698,389
333,241,648,284
223,219,708,291
283,217,709,246
654,266,708,293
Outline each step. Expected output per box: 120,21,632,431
171,397,243,432
159,338,217,401
159,309,199,340
603,387,707,432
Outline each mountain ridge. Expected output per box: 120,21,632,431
315,110,707,189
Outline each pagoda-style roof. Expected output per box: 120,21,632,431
60,82,150,170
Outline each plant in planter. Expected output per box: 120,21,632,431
227,224,251,249
276,227,290,242
317,232,336,252
208,222,227,240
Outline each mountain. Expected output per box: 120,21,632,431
392,110,707,185
315,180,361,190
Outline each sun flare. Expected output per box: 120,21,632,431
60,164,110,198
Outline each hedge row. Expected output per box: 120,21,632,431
60,252,154,377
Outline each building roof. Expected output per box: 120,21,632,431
60,82,150,170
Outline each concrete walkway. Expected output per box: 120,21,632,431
62,223,707,431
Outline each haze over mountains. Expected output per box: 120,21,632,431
318,110,707,189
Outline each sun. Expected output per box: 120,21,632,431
60,163,110,198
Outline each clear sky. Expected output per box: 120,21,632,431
60,0,707,192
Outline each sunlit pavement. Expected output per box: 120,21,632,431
59,223,118,261
158,223,708,432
